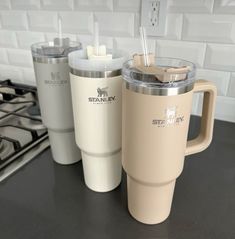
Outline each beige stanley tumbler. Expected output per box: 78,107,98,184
122,57,217,224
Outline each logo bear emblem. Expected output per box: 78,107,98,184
97,87,108,97
51,72,61,81
166,107,177,119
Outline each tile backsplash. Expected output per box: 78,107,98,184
0,0,234,122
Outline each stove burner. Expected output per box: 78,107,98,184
0,139,13,160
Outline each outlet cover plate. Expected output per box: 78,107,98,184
141,0,167,36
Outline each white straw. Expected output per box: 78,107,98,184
139,27,146,66
143,27,150,66
139,26,150,67
94,21,99,56
58,16,62,39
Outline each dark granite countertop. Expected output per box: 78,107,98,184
0,117,235,239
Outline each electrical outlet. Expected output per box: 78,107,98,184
150,1,160,27
141,0,167,36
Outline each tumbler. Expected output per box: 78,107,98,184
122,57,217,224
69,49,126,192
31,38,82,164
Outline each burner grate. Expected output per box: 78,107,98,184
0,107,42,121
0,79,49,180
0,135,20,153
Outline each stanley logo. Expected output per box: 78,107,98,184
152,106,184,127
88,87,116,104
44,72,67,85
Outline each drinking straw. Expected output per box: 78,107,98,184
58,16,62,39
94,21,99,56
139,26,150,67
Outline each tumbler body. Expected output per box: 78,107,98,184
32,40,82,164
123,87,193,224
69,49,126,192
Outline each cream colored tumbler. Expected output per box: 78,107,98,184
122,58,217,224
69,49,126,192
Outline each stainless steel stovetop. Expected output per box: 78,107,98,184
0,79,49,182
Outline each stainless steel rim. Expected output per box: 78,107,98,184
124,81,194,96
70,67,121,78
33,56,68,64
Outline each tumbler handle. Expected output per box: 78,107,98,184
185,80,217,156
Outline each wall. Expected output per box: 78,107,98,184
0,0,234,122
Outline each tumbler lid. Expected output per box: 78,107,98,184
122,57,196,96
68,49,127,78
31,38,82,63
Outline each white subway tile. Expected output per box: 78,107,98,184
0,11,28,30
168,0,214,13
59,12,93,34
0,0,10,10
16,31,45,49
46,32,77,41
205,44,235,71
0,64,23,82
22,68,36,85
41,0,73,10
191,93,200,115
0,30,18,48
74,0,113,11
78,35,113,48
156,40,206,67
0,48,8,64
214,96,235,122
196,69,230,96
183,14,235,43
165,14,183,40
113,37,155,57
7,49,33,68
227,74,235,97
11,0,40,10
95,12,135,37
113,0,141,12
195,94,235,122
28,11,58,32
214,0,235,14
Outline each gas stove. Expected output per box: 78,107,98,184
0,79,49,182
